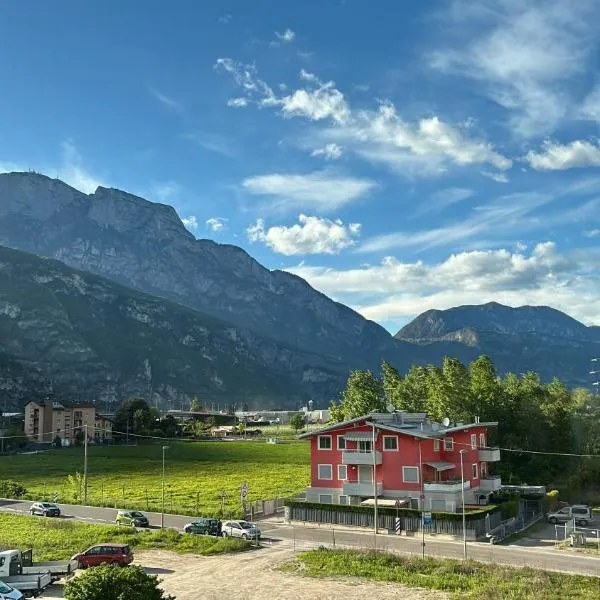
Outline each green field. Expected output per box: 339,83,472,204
0,441,310,516
288,549,600,599
0,513,248,560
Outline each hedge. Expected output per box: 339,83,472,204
284,499,499,522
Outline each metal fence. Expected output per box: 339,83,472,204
248,497,286,520
287,504,503,540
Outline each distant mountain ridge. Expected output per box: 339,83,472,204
0,171,597,407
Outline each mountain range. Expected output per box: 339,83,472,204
0,172,597,410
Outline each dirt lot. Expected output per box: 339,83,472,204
142,548,447,600
40,548,446,599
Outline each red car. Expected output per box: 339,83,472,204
72,543,134,568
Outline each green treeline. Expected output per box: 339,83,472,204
330,356,600,498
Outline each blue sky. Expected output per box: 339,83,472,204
1,0,599,331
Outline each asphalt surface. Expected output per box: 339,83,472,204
1,499,600,577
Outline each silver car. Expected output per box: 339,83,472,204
221,520,261,540
0,580,24,600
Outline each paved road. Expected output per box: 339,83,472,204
1,499,600,577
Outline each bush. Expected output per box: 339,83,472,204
64,564,175,600
0,480,27,498
544,489,560,513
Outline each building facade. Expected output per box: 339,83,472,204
25,400,112,444
300,411,501,512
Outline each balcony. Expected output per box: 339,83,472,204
424,480,471,493
479,447,501,462
342,450,382,465
478,476,502,492
343,481,383,496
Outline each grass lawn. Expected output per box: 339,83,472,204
0,441,309,516
287,548,600,599
0,513,248,560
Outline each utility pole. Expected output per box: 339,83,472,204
419,439,425,559
460,449,467,560
83,424,88,505
161,445,169,528
372,421,378,549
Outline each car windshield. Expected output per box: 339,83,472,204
42,503,57,508
0,581,13,593
122,546,130,555
239,522,254,529
131,512,144,517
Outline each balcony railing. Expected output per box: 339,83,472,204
342,450,382,465
478,476,502,492
479,447,501,462
424,480,471,493
342,481,383,496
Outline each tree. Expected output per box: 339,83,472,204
114,397,152,437
190,397,202,412
53,435,62,448
381,360,402,407
396,365,428,412
289,413,306,432
64,564,175,600
331,370,385,422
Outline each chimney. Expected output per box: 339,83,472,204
475,416,480,424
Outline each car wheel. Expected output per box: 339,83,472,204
549,517,558,524
241,533,248,540
222,531,228,537
77,560,86,570
110,561,120,567
580,520,589,526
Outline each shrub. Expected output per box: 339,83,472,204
0,480,27,498
64,564,175,600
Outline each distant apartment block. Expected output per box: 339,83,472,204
25,400,112,444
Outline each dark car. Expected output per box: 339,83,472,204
183,518,222,536
72,544,133,568
30,502,61,517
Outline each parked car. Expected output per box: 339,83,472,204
183,518,222,536
547,504,593,526
29,502,61,517
221,520,261,540
115,510,149,527
0,579,24,600
72,544,133,569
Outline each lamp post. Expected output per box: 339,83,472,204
372,421,378,549
161,445,169,528
459,449,467,560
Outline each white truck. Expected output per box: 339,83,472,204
0,549,77,596
547,504,593,526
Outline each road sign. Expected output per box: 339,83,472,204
241,482,248,502
423,511,432,525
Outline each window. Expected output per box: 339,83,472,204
479,433,486,448
318,435,332,450
481,461,487,477
318,464,333,480
472,463,478,479
403,466,419,483
337,464,347,480
433,438,440,451
383,436,398,451
358,440,372,453
319,494,333,504
337,436,346,450
444,437,454,451
471,434,477,449
339,495,348,505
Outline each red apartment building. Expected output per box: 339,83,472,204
300,411,501,512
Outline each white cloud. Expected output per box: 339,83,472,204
428,0,598,137
181,216,198,230
481,171,509,183
149,87,184,113
311,143,343,160
218,14,232,24
274,28,296,43
584,229,600,238
151,181,181,202
580,83,600,122
242,170,376,213
227,97,248,108
206,217,227,232
59,140,104,194
286,242,600,325
183,132,234,156
246,214,361,255
415,187,474,216
216,59,511,175
525,139,600,170
358,191,551,253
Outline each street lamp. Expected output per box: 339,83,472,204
161,445,169,528
459,449,467,560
